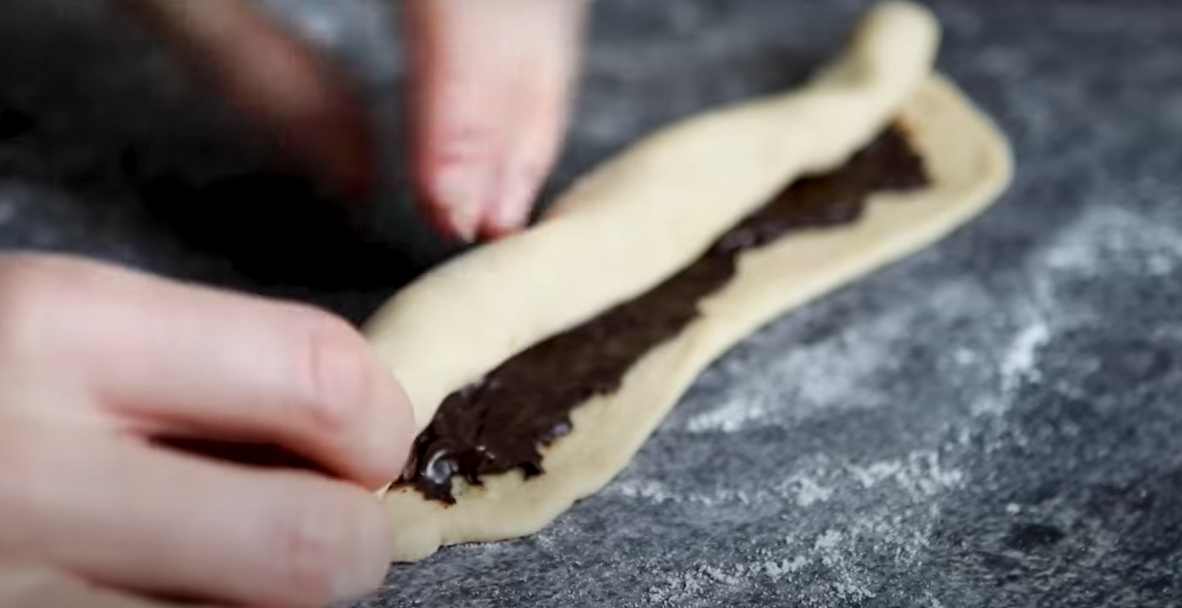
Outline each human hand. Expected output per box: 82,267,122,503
0,254,415,607
122,0,592,242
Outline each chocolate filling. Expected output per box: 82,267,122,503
397,125,929,504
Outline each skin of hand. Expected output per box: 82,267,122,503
120,0,592,242
0,254,417,608
0,2,586,603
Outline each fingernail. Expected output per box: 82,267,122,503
433,166,488,242
488,168,537,236
453,203,481,243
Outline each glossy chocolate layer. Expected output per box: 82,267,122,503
397,125,928,504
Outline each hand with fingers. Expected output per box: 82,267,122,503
0,255,417,607
124,0,592,242
0,1,591,604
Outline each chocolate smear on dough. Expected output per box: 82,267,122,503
397,125,929,504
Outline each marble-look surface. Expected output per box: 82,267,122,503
1,1,1180,606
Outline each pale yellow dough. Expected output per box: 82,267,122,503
364,1,1013,563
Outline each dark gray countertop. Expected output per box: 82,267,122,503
3,1,1181,606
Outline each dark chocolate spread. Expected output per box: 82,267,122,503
397,125,929,503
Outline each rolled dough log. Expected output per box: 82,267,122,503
365,1,1012,562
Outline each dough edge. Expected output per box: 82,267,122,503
379,74,1014,563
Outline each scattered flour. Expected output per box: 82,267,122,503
813,529,844,551
973,205,1181,417
999,320,1050,392
952,347,980,366
684,394,771,433
613,479,679,504
631,448,966,605
849,460,902,489
611,449,962,512
924,592,949,608
611,478,758,507
787,474,835,507
847,450,965,499
682,282,986,435
680,311,906,433
1043,205,1182,277
645,526,886,606
630,201,1179,608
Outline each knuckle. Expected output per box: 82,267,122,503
292,309,372,436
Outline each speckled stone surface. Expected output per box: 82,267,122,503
2,1,1181,606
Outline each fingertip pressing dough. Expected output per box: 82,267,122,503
364,1,1013,563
